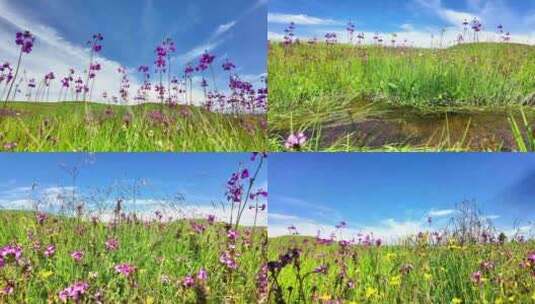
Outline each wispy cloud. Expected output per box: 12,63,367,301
268,13,343,26
214,20,237,36
428,209,456,217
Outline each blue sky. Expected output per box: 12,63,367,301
0,0,267,102
268,0,535,46
0,153,267,225
269,153,535,240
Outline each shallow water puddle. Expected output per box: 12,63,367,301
318,103,534,151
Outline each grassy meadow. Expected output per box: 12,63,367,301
0,210,267,303
268,42,535,151
0,102,267,152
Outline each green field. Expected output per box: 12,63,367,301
0,210,267,303
268,42,535,151
268,231,535,303
0,102,267,152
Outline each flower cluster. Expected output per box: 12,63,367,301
58,281,89,303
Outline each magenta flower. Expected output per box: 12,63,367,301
219,251,238,269
182,275,195,288
105,238,119,251
227,229,239,241
36,212,47,224
197,268,208,281
0,245,22,262
222,59,236,71
58,281,89,303
284,132,307,150
471,271,482,284
44,244,55,258
115,263,136,277
527,252,535,264
207,214,216,224
313,264,328,274
70,250,84,262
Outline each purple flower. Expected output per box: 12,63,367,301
313,264,328,274
222,59,236,71
207,214,215,224
197,268,208,281
284,132,307,150
70,250,84,262
44,244,55,258
0,245,22,262
115,263,136,277
182,275,195,288
36,212,47,224
58,281,89,303
15,31,35,53
219,251,238,269
471,271,482,284
240,168,249,179
105,238,119,251
227,229,239,241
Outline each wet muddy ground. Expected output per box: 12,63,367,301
275,102,535,151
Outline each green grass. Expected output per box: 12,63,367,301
268,235,535,303
0,210,267,303
268,42,535,151
0,102,267,152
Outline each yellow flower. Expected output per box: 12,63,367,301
319,294,331,301
507,296,515,302
145,296,154,304
495,298,503,304
451,297,462,304
365,287,378,299
389,275,401,286
531,292,535,301
38,270,54,280
423,273,432,281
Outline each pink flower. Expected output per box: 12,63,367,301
70,250,84,262
182,275,195,288
44,244,55,258
471,271,482,284
197,268,208,281
0,245,22,262
58,281,89,303
115,263,136,277
105,238,119,251
284,132,307,150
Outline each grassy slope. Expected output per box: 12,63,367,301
269,236,535,303
0,210,266,303
0,102,267,152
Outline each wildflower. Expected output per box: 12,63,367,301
284,132,307,150
197,268,208,281
313,264,328,274
227,229,239,241
365,286,378,299
38,270,54,280
105,238,119,251
114,263,136,277
423,273,432,281
70,250,84,262
15,31,35,53
470,271,482,284
389,274,401,286
219,251,238,269
36,212,47,224
182,275,195,288
0,244,22,262
58,281,89,303
44,244,55,258
207,214,216,224
451,298,462,304
1,281,14,295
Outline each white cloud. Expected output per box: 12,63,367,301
268,13,343,26
214,21,237,36
428,209,456,217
